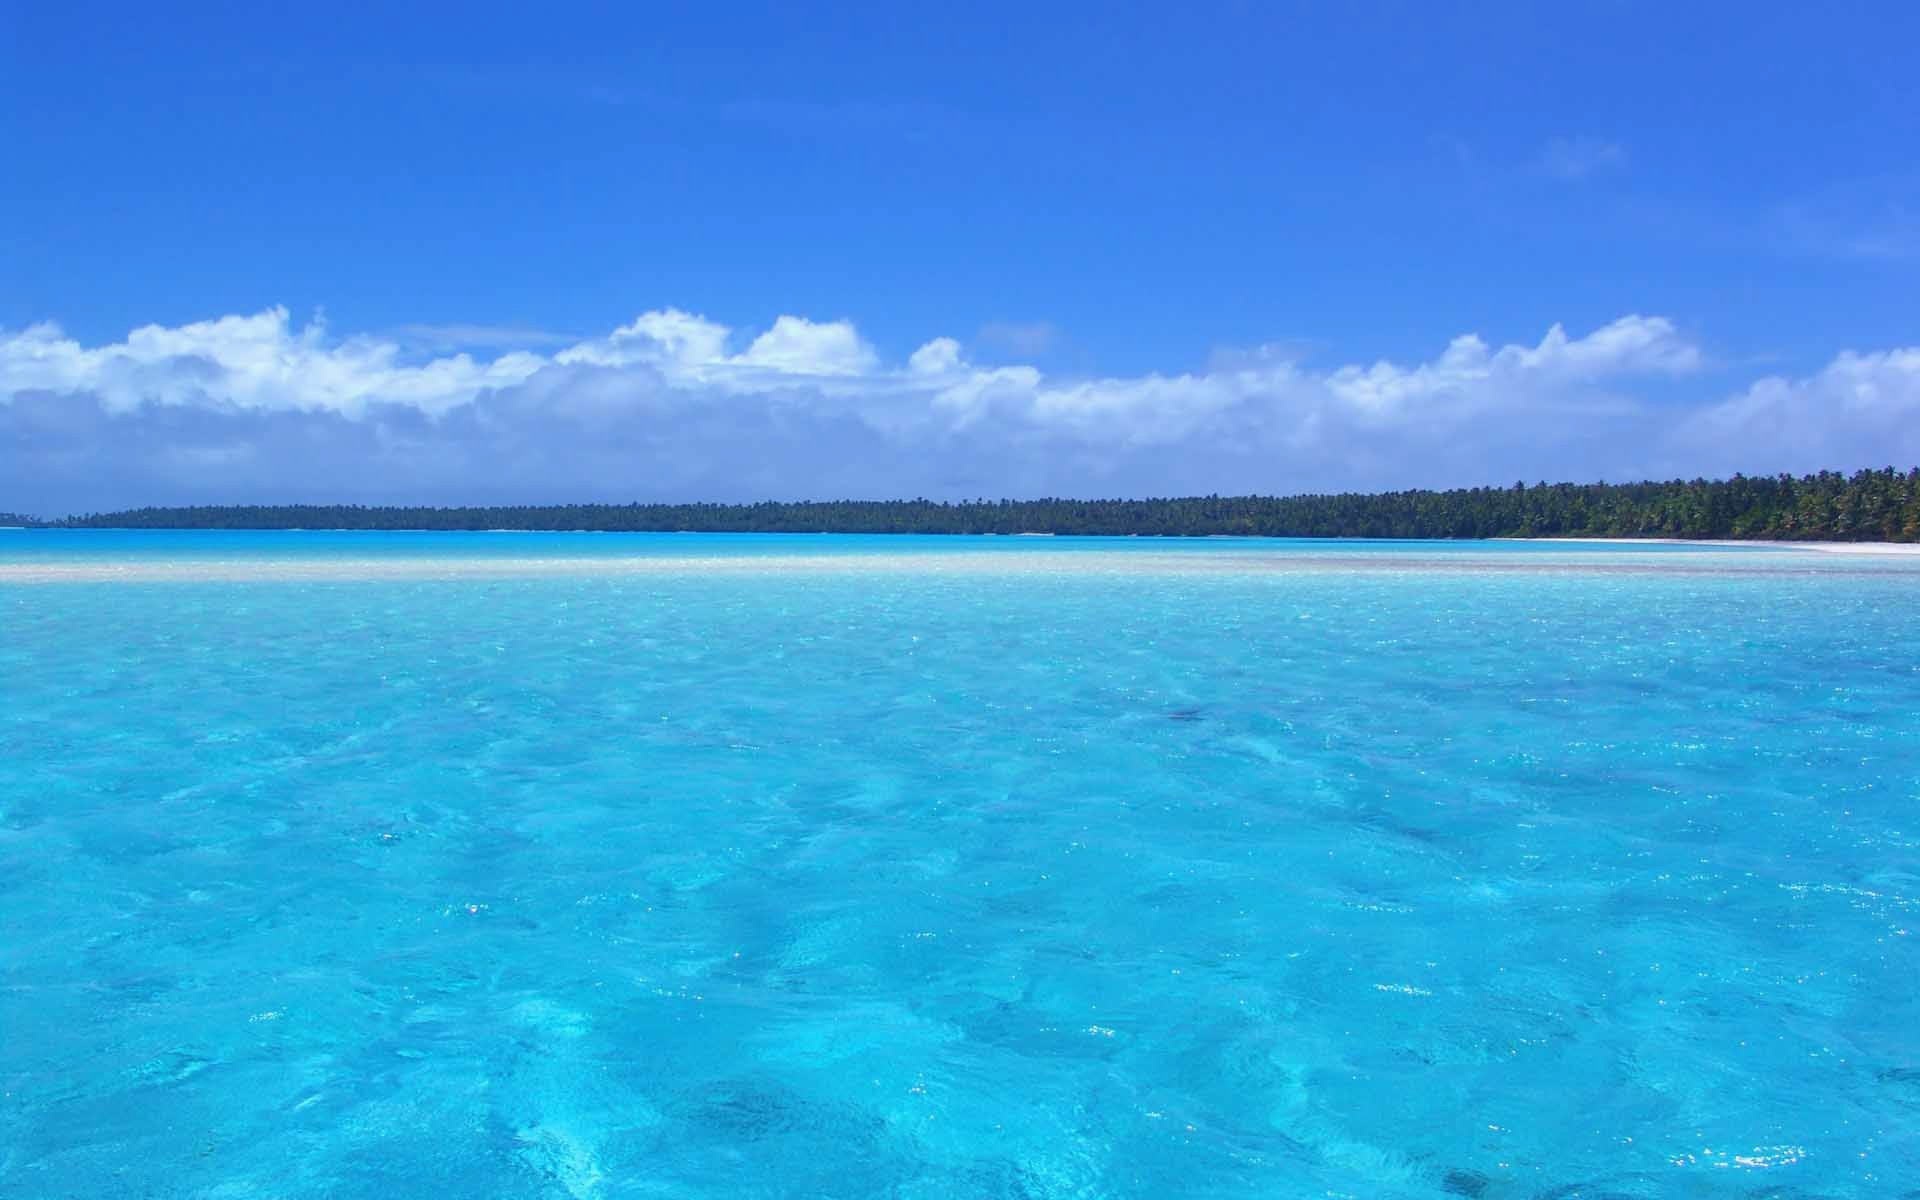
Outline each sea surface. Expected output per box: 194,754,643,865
2,532,1917,1198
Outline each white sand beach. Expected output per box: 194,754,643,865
6,542,1919,584
1502,537,1920,556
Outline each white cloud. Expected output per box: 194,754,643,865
908,337,964,375
2,303,1912,510
556,307,732,371
0,307,542,418
735,315,877,376
389,323,579,351
1669,347,1920,473
0,307,1700,434
1325,315,1696,422
978,320,1060,357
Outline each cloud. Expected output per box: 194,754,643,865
978,320,1061,357
551,310,879,379
2,304,1911,514
387,323,580,352
0,308,544,418
1667,348,1920,474
556,308,733,371
1773,175,1920,262
1539,136,1627,180
1325,317,1699,422
908,337,964,375
736,316,878,376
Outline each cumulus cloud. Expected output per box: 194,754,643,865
907,337,964,375
1667,348,1920,474
555,308,732,370
0,303,1911,514
0,308,543,418
736,316,878,376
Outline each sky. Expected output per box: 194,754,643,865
4,2,1918,513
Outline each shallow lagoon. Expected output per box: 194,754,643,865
2,533,1917,1197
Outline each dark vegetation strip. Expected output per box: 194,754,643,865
18,469,1920,541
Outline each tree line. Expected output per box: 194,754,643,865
21,468,1920,541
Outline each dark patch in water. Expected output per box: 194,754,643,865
694,1084,807,1140
1442,1169,1489,1197
1167,708,1204,722
124,1050,213,1087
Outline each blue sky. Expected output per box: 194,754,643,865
4,2,1918,511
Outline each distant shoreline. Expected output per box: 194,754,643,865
1498,537,1920,556
8,527,1920,554
13,469,1920,542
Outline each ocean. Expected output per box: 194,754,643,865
3,532,1917,1197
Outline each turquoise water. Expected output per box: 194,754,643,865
3,533,1917,1197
